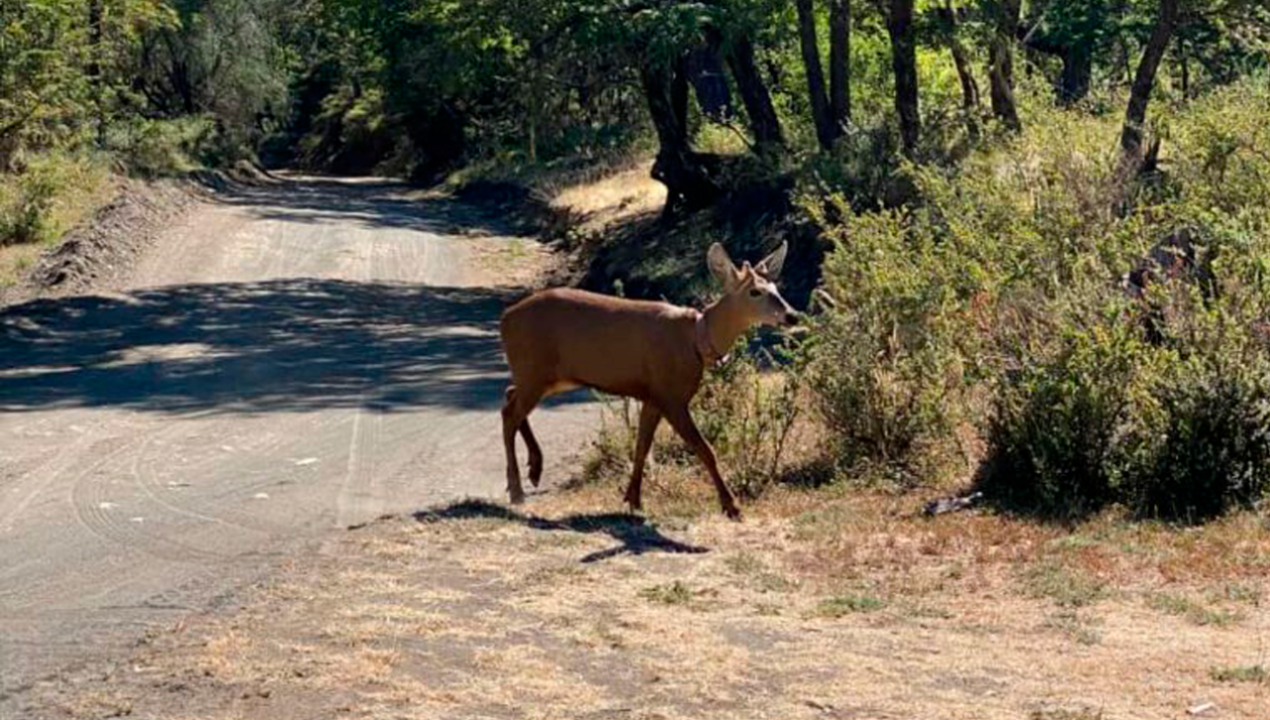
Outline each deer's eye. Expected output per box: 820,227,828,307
749,289,763,298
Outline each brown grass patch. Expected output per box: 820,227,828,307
24,481,1270,719
549,159,665,233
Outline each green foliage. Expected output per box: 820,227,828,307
1022,560,1106,608
804,77,1270,522
0,152,108,246
984,320,1166,519
0,0,91,165
1209,665,1268,684
0,163,59,244
804,205,968,485
1123,316,1270,521
579,348,803,501
109,115,217,176
639,580,699,606
814,592,886,617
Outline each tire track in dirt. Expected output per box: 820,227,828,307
71,435,225,564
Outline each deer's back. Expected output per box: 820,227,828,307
500,288,701,400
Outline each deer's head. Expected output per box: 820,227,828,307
707,242,799,329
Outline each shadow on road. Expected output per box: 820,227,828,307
0,278,586,415
411,498,709,563
208,176,517,237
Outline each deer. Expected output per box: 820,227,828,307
499,241,798,520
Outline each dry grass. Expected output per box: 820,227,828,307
26,475,1270,720
549,159,665,233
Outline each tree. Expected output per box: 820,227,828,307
724,33,784,151
936,2,980,113
887,0,920,155
1120,0,1180,160
988,0,1021,130
1018,0,1106,105
796,0,835,149
829,0,851,131
88,0,106,146
642,54,720,213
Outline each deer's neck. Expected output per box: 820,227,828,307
700,297,750,360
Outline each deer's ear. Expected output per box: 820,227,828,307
707,243,739,288
756,241,788,280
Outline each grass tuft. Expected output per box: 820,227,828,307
639,581,698,606
1146,591,1243,627
1022,561,1105,608
814,593,886,618
1209,665,1267,684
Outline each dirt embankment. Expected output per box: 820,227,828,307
463,156,826,310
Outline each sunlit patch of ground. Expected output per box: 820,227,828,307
549,160,666,234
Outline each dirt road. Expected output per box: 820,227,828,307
0,177,593,707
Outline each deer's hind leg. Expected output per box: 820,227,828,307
502,384,544,504
520,418,544,487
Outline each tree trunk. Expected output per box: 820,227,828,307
796,0,836,149
887,0,920,156
725,35,784,152
829,0,851,131
1058,47,1093,105
641,58,719,214
988,0,1021,131
951,42,980,111
1120,0,1178,159
937,6,978,112
88,0,106,147
687,42,733,122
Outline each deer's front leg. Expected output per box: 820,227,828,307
662,404,741,521
625,402,662,512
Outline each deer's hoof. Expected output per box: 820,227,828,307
508,488,526,505
722,504,743,522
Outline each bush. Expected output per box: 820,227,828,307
0,153,108,247
579,349,805,502
980,320,1166,519
804,206,970,485
691,351,803,498
0,167,58,245
1124,312,1270,521
804,77,1270,520
110,116,221,177
983,309,1270,522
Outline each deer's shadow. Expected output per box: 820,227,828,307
411,498,708,563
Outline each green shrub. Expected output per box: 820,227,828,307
981,263,1270,522
805,77,1270,521
1124,316,1270,521
0,168,58,245
981,320,1166,519
110,116,219,176
692,350,803,498
805,201,974,486
579,349,803,501
0,153,107,246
